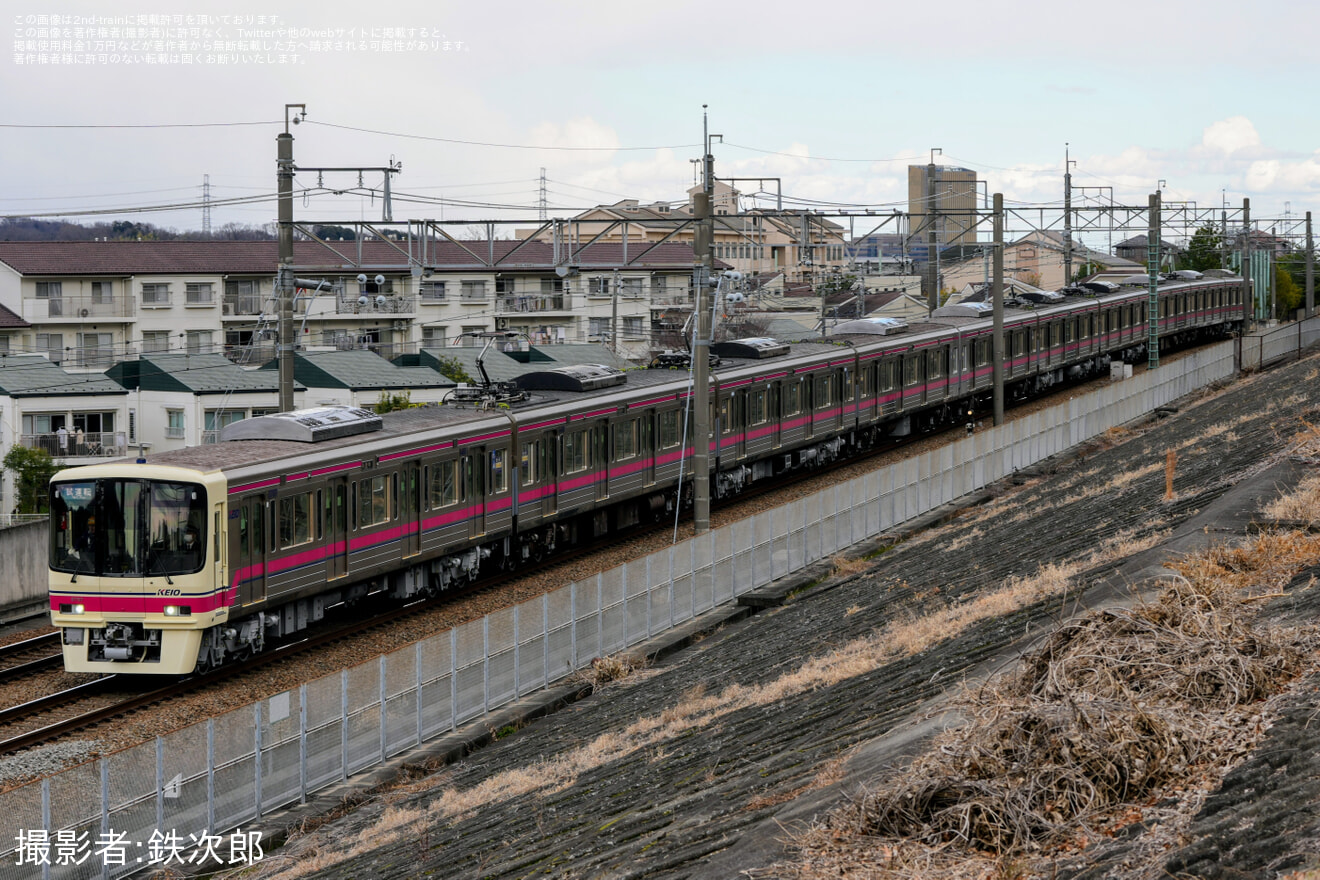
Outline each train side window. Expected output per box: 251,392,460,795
1013,330,1026,357
718,398,732,434
880,361,896,392
904,355,921,387
750,390,767,425
239,506,249,558
784,382,801,415
659,411,680,448
814,376,831,408
614,420,639,460
927,348,944,380
277,492,314,548
429,460,458,507
490,448,508,494
975,338,990,366
564,429,588,473
520,442,538,486
357,475,391,528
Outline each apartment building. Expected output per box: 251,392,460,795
0,239,703,370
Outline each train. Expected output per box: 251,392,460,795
48,271,1247,674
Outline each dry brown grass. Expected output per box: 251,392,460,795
831,555,874,578
780,516,1320,879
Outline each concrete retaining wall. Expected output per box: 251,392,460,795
0,519,50,622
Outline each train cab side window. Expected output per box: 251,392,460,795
277,492,314,549
565,429,588,473
490,448,508,494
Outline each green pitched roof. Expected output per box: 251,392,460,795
0,355,126,397
259,350,454,390
107,353,302,394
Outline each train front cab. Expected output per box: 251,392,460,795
49,464,229,675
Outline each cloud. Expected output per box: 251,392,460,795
1201,117,1261,156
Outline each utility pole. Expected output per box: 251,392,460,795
1147,191,1161,370
1063,145,1074,286
1306,211,1314,317
992,192,1005,426
611,267,620,356
1243,198,1252,327
926,154,939,314
277,103,305,413
692,108,715,534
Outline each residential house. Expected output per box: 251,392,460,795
256,350,454,409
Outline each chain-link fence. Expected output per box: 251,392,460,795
1241,314,1320,371
0,341,1239,879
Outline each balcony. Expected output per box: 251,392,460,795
23,295,135,322
22,432,127,459
223,295,266,317
334,295,416,316
223,342,276,365
495,294,568,314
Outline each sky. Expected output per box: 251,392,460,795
5,0,1320,247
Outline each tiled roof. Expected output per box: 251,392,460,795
0,303,28,328
0,355,126,396
0,239,704,276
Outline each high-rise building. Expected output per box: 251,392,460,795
908,165,978,248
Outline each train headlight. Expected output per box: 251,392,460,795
58,603,85,615
163,605,192,617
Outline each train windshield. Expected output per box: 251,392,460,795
50,478,207,578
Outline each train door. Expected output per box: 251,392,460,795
769,384,782,448
594,424,609,501
238,496,267,605
463,451,485,538
543,435,558,517
402,462,421,558
731,391,746,459
643,415,656,486
326,478,348,579
803,379,815,439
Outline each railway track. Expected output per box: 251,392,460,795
0,632,63,685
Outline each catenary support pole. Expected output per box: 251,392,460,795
992,192,1005,426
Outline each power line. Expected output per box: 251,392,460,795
306,120,698,153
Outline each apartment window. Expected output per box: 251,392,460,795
619,278,643,298
589,317,608,339
460,280,487,301
142,331,170,354
204,410,243,443
588,277,611,297
75,332,113,367
495,278,516,295
358,277,394,295
421,327,446,348
652,275,668,293
0,337,9,354
186,330,213,354
185,282,215,305
90,281,113,303
540,278,564,295
224,279,261,315
460,326,486,346
623,316,643,340
141,283,171,306
166,409,185,439
419,280,447,301
36,281,62,298
36,333,63,363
